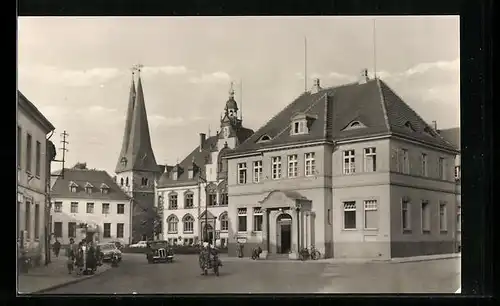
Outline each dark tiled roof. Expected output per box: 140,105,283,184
438,127,460,151
115,76,160,174
229,79,457,155
18,91,56,132
51,168,130,201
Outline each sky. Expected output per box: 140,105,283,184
18,16,460,175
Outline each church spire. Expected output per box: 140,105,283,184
115,65,158,174
115,69,136,173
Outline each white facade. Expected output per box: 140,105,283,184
50,197,132,245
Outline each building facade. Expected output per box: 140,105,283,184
50,165,132,245
115,71,162,242
156,85,253,247
224,73,459,259
17,91,56,264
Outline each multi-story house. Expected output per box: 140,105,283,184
114,71,162,242
17,91,56,264
224,72,459,260
156,85,253,247
438,127,461,251
50,164,132,245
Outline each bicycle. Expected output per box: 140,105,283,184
309,245,321,260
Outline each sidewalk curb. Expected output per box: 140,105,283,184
30,266,114,294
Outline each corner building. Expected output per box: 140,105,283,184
225,73,459,260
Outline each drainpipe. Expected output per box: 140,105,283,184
296,208,300,255
197,179,201,243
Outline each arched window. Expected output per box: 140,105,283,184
184,191,194,209
120,178,124,186
167,215,178,233
220,212,229,231
217,147,230,174
126,177,129,186
168,192,178,209
218,181,228,206
183,214,195,233
206,183,217,207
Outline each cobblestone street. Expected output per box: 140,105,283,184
40,254,460,294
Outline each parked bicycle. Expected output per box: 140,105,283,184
299,246,321,261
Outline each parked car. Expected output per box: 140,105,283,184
98,243,122,262
146,240,174,264
129,241,148,248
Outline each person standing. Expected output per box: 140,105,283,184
53,239,61,257
66,238,76,274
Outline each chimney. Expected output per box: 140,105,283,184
432,121,438,131
199,133,206,152
359,69,369,84
311,78,322,94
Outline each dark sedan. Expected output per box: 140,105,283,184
146,240,174,264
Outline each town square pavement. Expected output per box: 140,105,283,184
41,253,460,294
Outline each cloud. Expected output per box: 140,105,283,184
148,114,205,128
18,65,123,87
295,71,356,83
141,65,190,76
88,105,117,113
376,58,459,81
189,71,231,84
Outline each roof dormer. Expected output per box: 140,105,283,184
257,134,272,143
69,181,79,193
404,121,416,132
84,182,94,194
172,164,183,181
100,183,110,194
343,120,367,131
290,112,317,136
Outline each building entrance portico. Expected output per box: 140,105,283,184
258,190,312,259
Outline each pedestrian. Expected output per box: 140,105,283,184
66,238,76,274
53,239,61,257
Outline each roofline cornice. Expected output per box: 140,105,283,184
18,92,56,132
390,133,460,154
225,139,334,159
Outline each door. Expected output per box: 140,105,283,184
280,224,291,254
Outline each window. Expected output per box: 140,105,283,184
207,193,217,207
68,222,76,238
305,152,316,176
220,213,229,231
102,203,110,214
343,201,356,229
35,141,41,176
185,193,194,208
220,193,228,206
141,177,148,186
25,201,31,239
238,163,247,184
54,222,62,238
364,148,376,172
54,201,62,213
288,155,298,178
363,200,378,230
117,204,125,214
292,120,306,135
70,202,78,213
86,203,94,214
253,207,263,232
17,126,21,168
271,156,282,179
117,223,124,238
343,150,355,174
402,198,411,231
457,204,461,232
167,215,178,233
169,193,178,209
421,201,431,233
401,149,409,174
85,187,92,194
126,177,129,186
253,160,263,183
439,202,447,232
421,153,428,176
34,203,40,239
183,215,194,233
455,166,461,180
438,157,446,180
103,223,111,238
238,208,247,232
26,133,32,173
120,178,124,186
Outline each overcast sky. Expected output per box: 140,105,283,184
18,16,460,175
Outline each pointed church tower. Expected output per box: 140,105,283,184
115,67,160,242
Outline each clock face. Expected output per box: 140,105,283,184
223,127,230,138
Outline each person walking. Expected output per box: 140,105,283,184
66,238,76,274
53,239,61,258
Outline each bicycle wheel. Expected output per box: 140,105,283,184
312,251,321,260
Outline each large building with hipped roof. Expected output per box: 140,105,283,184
224,70,460,260
156,84,254,247
50,163,132,245
114,69,163,242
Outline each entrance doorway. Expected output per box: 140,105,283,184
85,232,95,243
203,223,214,243
276,213,292,254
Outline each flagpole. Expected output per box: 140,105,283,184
373,19,377,79
304,36,308,92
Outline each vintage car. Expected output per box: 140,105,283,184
146,240,174,264
98,243,122,262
